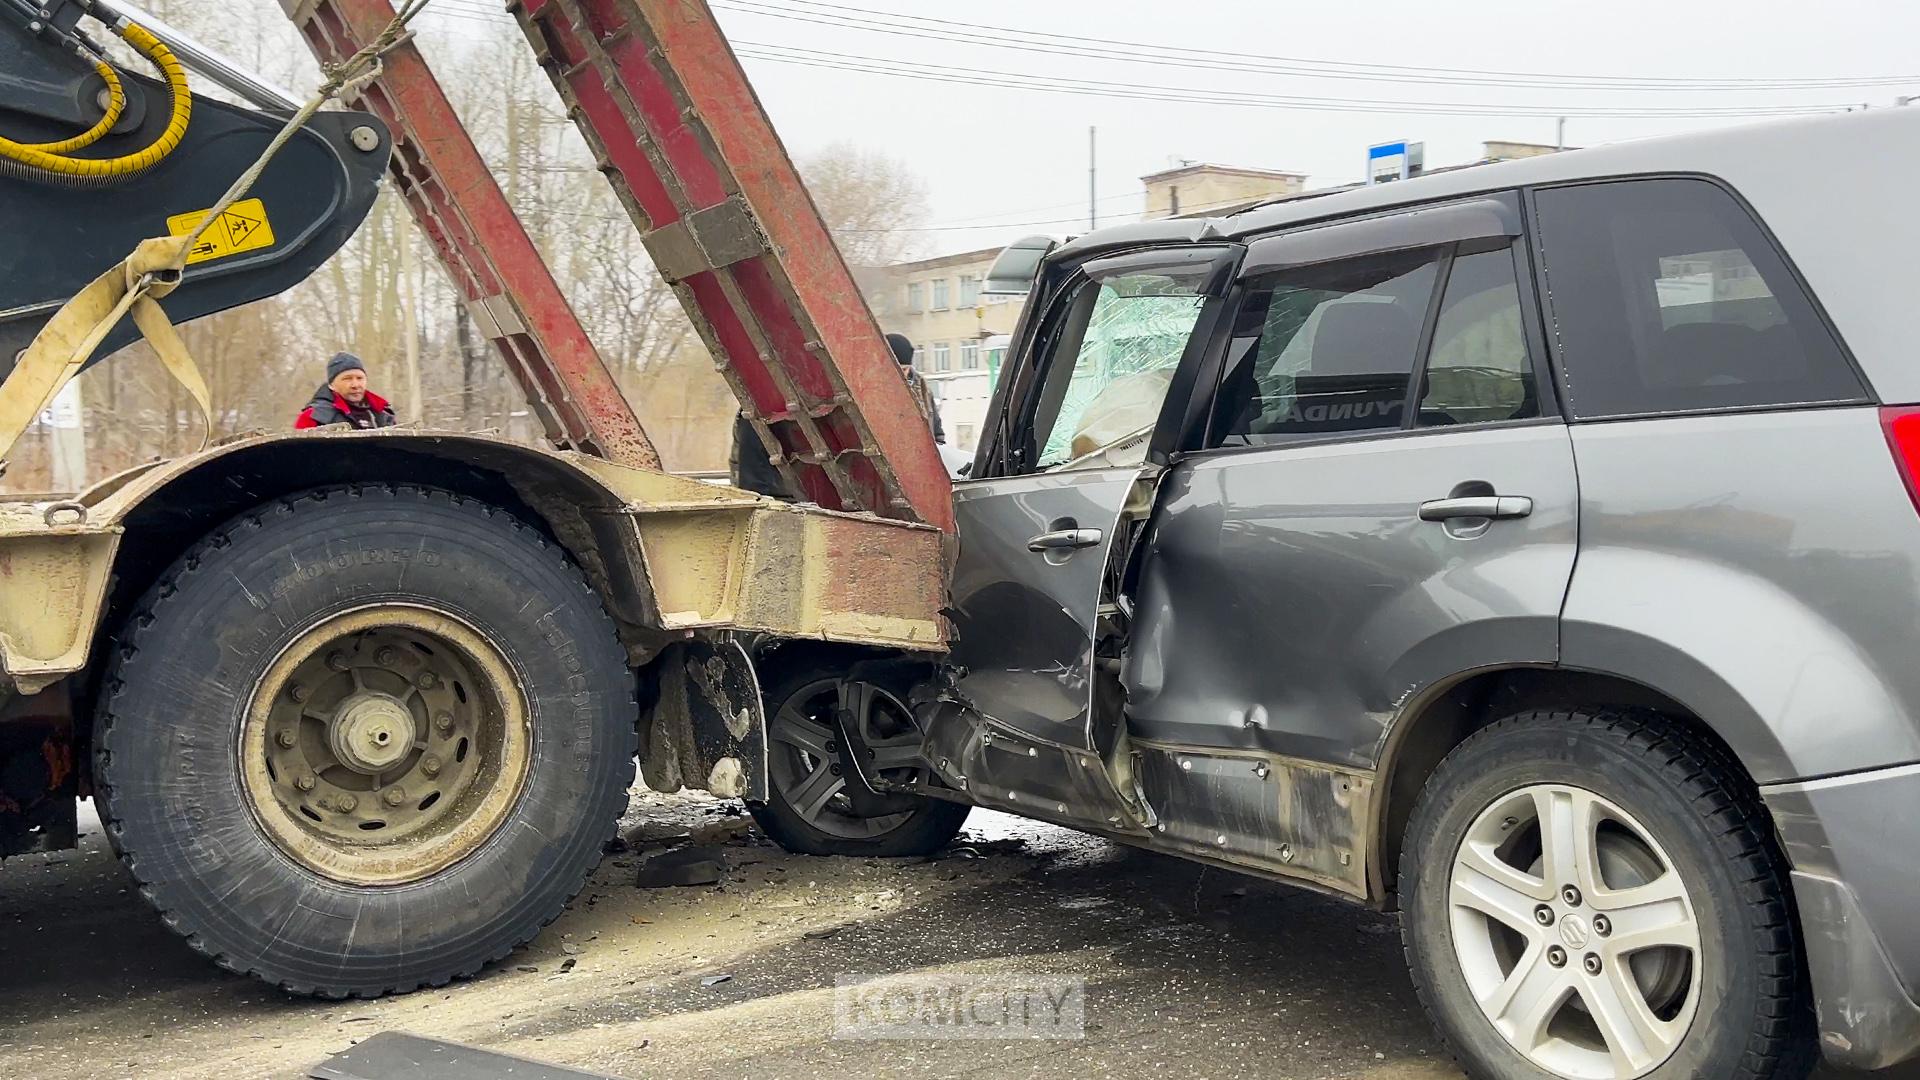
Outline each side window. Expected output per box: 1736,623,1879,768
1533,178,1862,418
1023,260,1213,471
1418,246,1537,426
1210,249,1441,445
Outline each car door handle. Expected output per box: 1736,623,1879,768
1417,496,1533,521
1027,528,1103,552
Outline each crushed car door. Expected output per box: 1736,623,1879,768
923,244,1240,826
1120,195,1579,891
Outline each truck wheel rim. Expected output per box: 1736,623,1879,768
1448,783,1701,1080
768,678,920,839
240,604,531,886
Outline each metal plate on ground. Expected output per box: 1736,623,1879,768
310,1031,622,1080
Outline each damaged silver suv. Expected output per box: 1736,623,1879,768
747,107,1920,1080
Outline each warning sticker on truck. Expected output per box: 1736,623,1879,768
166,198,277,265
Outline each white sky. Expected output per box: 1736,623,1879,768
423,0,1920,259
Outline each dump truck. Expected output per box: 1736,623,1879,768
0,0,955,997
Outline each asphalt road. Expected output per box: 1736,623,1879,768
0,794,1912,1080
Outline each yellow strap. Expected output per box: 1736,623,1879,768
129,299,212,452
0,235,209,463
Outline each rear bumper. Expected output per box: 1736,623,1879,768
1765,763,1920,1070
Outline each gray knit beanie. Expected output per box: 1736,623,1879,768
327,352,366,382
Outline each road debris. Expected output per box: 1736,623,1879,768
689,817,753,845
309,1031,617,1080
635,846,725,888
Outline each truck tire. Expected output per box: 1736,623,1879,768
93,485,636,997
748,665,968,857
1399,708,1814,1080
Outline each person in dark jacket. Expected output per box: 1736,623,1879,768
295,352,396,430
727,334,947,498
887,333,944,445
729,412,791,499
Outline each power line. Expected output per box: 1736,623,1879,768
719,0,1920,92
424,0,1880,116
924,189,1146,228
731,42,1857,119
537,184,1315,235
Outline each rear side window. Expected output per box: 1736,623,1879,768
1210,249,1441,444
1532,178,1862,418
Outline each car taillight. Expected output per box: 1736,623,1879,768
1880,406,1920,512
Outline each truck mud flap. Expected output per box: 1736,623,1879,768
0,690,78,856
640,638,767,802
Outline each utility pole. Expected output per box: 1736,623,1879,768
48,377,84,491
1088,126,1097,231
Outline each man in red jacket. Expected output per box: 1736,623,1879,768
295,352,396,430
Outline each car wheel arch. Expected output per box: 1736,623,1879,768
1366,663,1768,905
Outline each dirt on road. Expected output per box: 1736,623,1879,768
0,791,1907,1080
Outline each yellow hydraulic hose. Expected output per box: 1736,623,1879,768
0,22,189,183
23,59,125,154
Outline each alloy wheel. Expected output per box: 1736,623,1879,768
1448,783,1701,1079
766,678,928,839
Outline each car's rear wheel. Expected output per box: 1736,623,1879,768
748,666,968,857
1400,708,1815,1080
94,486,636,997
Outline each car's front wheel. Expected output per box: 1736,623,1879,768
1400,708,1814,1080
748,665,968,857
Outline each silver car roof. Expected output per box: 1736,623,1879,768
1054,108,1920,403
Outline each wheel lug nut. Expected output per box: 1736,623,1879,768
1561,885,1583,906
829,764,842,776
295,774,315,792
421,756,441,778
1546,946,1567,968
1583,954,1602,975
1593,915,1612,937
375,646,399,666
1533,904,1555,926
276,729,297,748
337,794,357,812
383,787,406,807
433,712,454,734
415,670,438,689
824,741,839,755
287,682,308,703
326,651,350,672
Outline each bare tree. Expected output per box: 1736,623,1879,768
799,141,929,269
4,3,933,488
